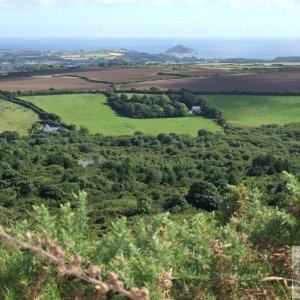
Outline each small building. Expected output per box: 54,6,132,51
78,159,96,168
190,106,201,115
77,156,104,168
43,124,66,133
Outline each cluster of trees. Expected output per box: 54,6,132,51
108,93,189,118
107,91,226,127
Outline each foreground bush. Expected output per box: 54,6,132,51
0,226,150,300
0,178,298,299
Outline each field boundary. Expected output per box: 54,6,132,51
5,87,300,98
0,66,170,80
116,89,300,96
6,88,300,97
53,74,112,85
0,91,73,130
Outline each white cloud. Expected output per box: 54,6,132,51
0,0,299,8
0,0,202,7
221,0,300,9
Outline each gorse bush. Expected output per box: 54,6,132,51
282,171,300,215
0,175,299,299
186,180,221,211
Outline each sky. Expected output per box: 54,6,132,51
0,0,300,38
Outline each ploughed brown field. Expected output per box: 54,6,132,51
121,72,300,92
0,67,230,92
1,67,300,93
166,68,231,77
0,76,110,92
62,67,179,82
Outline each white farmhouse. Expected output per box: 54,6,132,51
43,124,66,133
191,106,201,114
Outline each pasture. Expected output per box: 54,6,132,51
203,95,300,126
21,94,221,136
0,98,38,134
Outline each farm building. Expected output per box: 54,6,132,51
78,159,96,168
78,155,105,168
190,106,201,114
43,124,66,133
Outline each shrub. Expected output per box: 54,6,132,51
38,184,65,200
186,180,221,211
136,198,152,215
163,194,189,212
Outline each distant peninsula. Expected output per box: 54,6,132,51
165,44,198,57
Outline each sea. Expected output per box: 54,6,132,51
1,38,300,60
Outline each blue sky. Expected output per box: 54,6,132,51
0,0,300,38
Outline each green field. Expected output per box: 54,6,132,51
203,95,300,127
0,99,38,135
21,94,220,136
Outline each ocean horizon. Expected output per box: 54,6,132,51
1,38,300,60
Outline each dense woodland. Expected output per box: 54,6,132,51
0,123,298,224
0,96,300,298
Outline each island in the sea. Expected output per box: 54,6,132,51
165,44,199,57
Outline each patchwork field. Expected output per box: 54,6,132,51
121,72,300,93
0,98,38,134
0,66,235,92
21,94,221,136
203,95,300,126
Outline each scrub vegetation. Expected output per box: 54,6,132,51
0,121,299,298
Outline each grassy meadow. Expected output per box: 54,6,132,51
21,94,221,136
0,99,38,134
203,95,300,127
